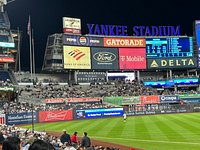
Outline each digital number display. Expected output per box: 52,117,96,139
146,37,193,58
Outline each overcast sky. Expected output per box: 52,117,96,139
5,0,200,71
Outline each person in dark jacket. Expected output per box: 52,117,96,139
60,129,71,145
81,132,91,148
0,131,5,144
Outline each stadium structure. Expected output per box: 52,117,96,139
42,17,200,91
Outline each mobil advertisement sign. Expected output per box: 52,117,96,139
160,95,180,103
119,48,146,69
63,34,104,47
91,47,119,69
76,108,124,119
39,110,73,123
63,46,91,69
6,112,38,125
140,95,160,105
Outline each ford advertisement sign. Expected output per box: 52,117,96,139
76,108,124,119
160,95,180,103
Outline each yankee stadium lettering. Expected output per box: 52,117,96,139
87,24,180,36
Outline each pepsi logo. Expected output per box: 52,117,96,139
79,37,87,45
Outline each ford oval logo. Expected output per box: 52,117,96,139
93,52,116,62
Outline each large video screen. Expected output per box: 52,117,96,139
146,37,193,58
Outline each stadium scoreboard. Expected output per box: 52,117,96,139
146,37,193,58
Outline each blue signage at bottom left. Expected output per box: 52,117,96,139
6,112,38,125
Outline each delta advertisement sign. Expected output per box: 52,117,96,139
147,57,197,69
119,48,146,69
39,110,73,123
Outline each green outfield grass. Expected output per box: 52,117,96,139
22,113,200,150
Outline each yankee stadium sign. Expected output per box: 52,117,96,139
87,24,180,36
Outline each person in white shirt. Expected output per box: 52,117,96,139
123,113,127,122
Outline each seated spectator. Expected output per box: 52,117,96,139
28,139,55,150
2,136,21,150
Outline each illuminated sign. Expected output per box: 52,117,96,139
63,17,81,34
147,57,197,69
87,24,180,36
195,20,200,67
146,37,193,58
119,48,146,69
91,47,119,69
173,78,199,85
144,81,166,87
0,57,14,63
0,42,15,48
63,46,91,69
77,72,106,83
104,38,145,47
63,34,104,47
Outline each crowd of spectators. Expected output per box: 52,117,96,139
0,124,120,150
18,79,158,101
0,101,118,114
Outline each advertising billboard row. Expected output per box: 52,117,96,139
63,46,147,70
103,95,180,106
63,34,145,47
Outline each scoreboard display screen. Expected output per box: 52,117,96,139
146,37,193,58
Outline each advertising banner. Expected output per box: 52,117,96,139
77,71,106,83
147,57,197,69
119,48,146,69
63,35,104,47
63,17,81,34
140,95,160,105
0,86,15,92
39,110,73,123
76,108,124,119
104,38,145,47
6,112,38,125
44,98,65,104
67,97,102,103
0,57,14,63
160,95,180,103
0,114,5,124
63,46,91,69
91,47,119,69
103,97,122,105
122,96,140,105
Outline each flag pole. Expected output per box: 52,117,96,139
28,16,33,81
17,27,21,82
32,29,35,82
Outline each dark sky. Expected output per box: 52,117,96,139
5,0,200,71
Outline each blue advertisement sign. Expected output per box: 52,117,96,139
160,95,180,103
6,112,38,125
173,78,199,85
63,34,104,47
76,108,124,119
